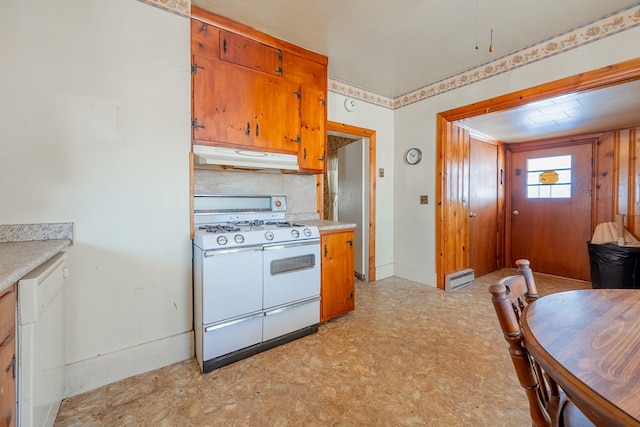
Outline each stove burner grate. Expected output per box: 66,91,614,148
199,224,241,233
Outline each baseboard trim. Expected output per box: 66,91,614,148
64,330,194,398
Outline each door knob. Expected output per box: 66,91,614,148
512,209,519,216
469,211,477,217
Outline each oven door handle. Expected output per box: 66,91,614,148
263,239,320,251
204,312,264,332
203,245,264,257
264,296,320,316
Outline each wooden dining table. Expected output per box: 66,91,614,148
522,289,640,427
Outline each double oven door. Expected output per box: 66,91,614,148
262,239,320,340
195,238,320,368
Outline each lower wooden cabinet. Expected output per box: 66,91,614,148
0,284,16,427
320,229,355,322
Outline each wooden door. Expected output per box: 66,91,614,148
509,143,592,280
192,55,253,146
469,137,499,277
252,75,301,153
320,230,355,322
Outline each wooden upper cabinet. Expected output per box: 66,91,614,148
220,30,282,77
192,55,253,147
190,6,328,170
299,85,327,172
252,75,301,152
191,20,220,60
284,53,327,172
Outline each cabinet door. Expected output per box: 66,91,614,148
192,55,253,146
191,20,219,60
0,285,16,427
321,230,355,322
252,75,301,153
220,30,282,77
299,85,327,172
283,53,327,172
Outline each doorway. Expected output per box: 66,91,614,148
436,58,640,289
326,122,376,282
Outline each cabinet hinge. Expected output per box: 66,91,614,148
255,123,260,137
303,147,307,160
319,152,325,162
274,66,282,75
191,118,205,130
290,135,301,143
191,64,204,74
293,91,301,100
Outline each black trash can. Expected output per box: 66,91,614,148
587,242,640,289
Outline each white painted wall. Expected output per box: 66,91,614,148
328,95,395,279
0,0,192,396
393,27,640,287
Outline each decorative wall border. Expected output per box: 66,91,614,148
138,0,639,110
329,3,640,110
136,0,190,18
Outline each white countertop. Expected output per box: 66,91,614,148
0,239,72,293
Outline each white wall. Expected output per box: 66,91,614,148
328,95,395,280
393,27,640,287
0,0,192,396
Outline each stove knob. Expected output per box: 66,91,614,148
303,228,312,237
216,236,228,245
234,234,245,244
291,229,300,238
264,231,274,241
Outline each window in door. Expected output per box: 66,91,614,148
526,154,572,199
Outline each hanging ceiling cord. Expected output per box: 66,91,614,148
489,0,494,52
475,0,479,50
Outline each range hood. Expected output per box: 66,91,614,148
193,145,299,171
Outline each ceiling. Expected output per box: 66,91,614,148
192,0,640,141
460,81,640,142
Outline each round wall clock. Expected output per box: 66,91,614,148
405,148,422,165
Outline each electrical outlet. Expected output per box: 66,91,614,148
420,195,428,204
379,168,384,177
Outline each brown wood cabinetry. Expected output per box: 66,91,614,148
320,229,355,322
0,284,16,427
191,6,327,173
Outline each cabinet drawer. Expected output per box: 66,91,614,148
191,20,220,60
220,30,282,76
0,285,15,343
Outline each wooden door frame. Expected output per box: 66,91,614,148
323,121,376,282
436,57,640,289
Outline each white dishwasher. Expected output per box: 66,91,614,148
18,251,68,427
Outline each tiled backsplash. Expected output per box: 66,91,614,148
194,169,319,218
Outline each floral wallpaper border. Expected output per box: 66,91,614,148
136,0,190,18
329,3,640,110
138,0,640,110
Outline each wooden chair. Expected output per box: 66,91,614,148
489,259,594,427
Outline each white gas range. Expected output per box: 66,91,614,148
192,194,320,372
